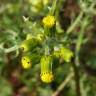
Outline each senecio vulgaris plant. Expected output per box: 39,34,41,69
20,0,73,83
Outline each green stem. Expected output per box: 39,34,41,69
75,29,85,66
75,16,90,66
66,12,83,35
73,16,90,96
4,45,19,53
49,0,58,15
55,0,63,17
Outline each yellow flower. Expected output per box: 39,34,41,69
60,47,73,62
41,72,54,83
40,55,54,83
42,15,56,28
21,55,32,69
21,54,40,69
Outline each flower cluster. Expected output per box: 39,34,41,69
20,14,73,83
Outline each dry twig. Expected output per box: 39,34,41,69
52,72,74,96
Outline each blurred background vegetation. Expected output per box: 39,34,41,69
0,0,96,96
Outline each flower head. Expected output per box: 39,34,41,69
60,47,73,62
21,54,40,69
20,42,29,52
20,39,33,52
42,15,56,28
41,72,54,83
21,55,32,69
20,39,39,52
40,55,54,83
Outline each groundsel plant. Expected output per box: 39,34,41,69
20,0,73,83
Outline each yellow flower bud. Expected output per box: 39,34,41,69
40,55,54,83
20,39,39,52
41,72,54,83
21,54,40,69
21,55,32,69
42,15,56,28
60,47,73,62
20,43,29,52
